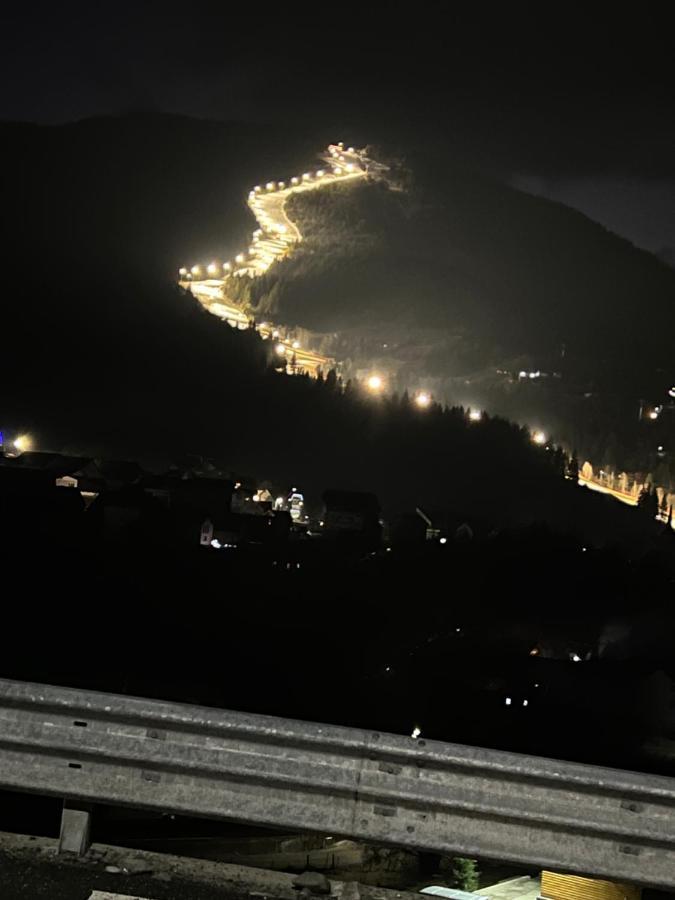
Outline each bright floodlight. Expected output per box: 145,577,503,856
190,265,201,276
207,263,218,275
13,434,32,453
469,408,482,421
415,392,431,408
367,375,383,392
532,430,546,445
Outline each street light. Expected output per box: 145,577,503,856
178,267,187,277
207,262,218,275
13,434,33,453
190,265,201,276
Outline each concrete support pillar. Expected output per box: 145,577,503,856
58,799,92,855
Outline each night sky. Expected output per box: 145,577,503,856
3,4,674,255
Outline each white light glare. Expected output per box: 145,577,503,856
411,726,422,739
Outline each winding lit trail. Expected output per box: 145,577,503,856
178,144,368,375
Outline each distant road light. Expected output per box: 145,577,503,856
278,181,285,189
333,167,342,175
254,185,261,192
235,253,245,264
207,263,218,275
13,434,33,453
469,408,482,421
291,176,299,185
346,163,354,172
223,262,231,271
348,146,355,152
178,267,187,276
275,344,287,356
190,265,201,276
415,392,431,408
316,169,325,178
367,375,384,392
302,173,311,180
532,430,547,445
266,182,275,190
292,340,300,349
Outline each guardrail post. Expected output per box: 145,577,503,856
58,799,92,856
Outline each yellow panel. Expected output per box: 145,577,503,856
541,871,641,900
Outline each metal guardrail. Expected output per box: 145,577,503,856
0,678,674,887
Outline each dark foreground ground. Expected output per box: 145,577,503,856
0,831,419,900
